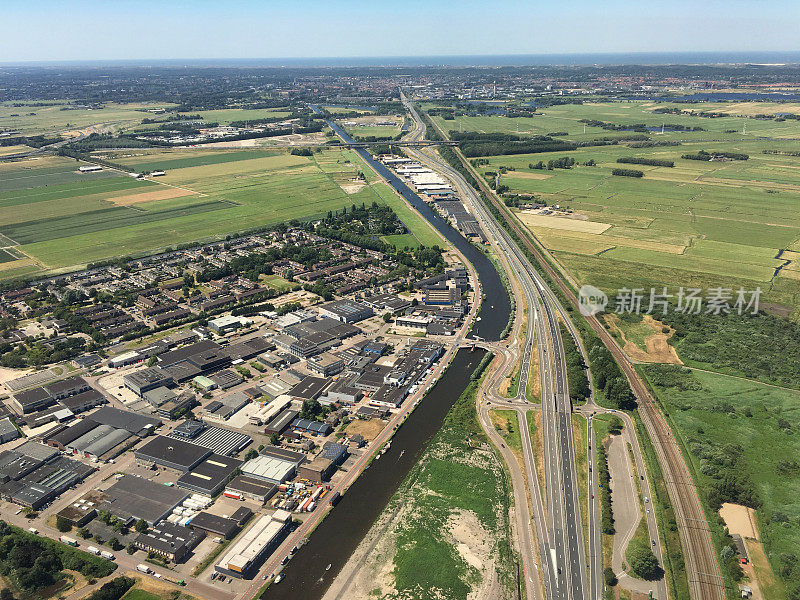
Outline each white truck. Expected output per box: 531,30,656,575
87,546,101,555
100,550,115,560
136,564,152,574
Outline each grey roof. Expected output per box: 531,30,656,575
176,453,242,494
101,474,189,524
169,425,250,457
90,406,161,436
135,435,211,470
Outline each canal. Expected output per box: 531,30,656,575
262,112,511,600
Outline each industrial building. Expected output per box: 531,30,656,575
134,521,204,562
176,454,242,497
318,299,374,323
241,453,300,485
189,509,250,539
168,424,251,457
214,511,292,577
100,474,189,525
134,436,211,472
123,367,174,396
0,417,20,444
224,474,277,504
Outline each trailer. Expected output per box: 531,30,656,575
224,491,243,500
100,551,115,560
87,546,101,556
329,491,341,506
306,501,316,512
137,564,152,574
59,535,78,547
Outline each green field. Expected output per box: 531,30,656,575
0,101,177,136
641,365,800,596
382,233,421,248
362,377,518,599
450,102,800,308
0,147,443,278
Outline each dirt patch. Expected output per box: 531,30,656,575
533,410,546,508
344,418,386,442
109,187,196,206
446,509,500,599
505,171,553,180
339,180,366,195
604,314,682,365
518,212,611,234
719,502,760,540
199,131,328,147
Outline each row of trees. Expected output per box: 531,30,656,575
611,168,644,177
617,157,674,167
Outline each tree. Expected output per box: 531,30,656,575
56,515,72,532
270,433,281,445
244,448,259,461
134,519,148,533
628,545,663,580
145,356,157,367
108,537,121,551
126,543,137,555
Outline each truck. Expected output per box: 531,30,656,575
329,491,341,506
28,527,39,535
137,564,152,574
59,535,78,547
100,551,115,560
87,546,101,555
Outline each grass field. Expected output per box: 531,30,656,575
0,147,443,278
0,101,178,136
373,378,518,599
382,233,421,248
452,102,800,308
640,365,800,595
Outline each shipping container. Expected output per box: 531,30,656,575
329,491,341,506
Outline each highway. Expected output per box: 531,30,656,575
401,93,588,600
415,92,721,600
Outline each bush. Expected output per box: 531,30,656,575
617,157,674,167
56,515,72,533
604,566,618,586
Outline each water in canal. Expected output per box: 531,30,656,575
262,114,510,599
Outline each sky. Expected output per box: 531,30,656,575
2,0,799,63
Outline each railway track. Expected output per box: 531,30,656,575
445,142,725,600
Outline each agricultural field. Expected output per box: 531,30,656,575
0,101,177,136
640,365,796,597
0,147,441,279
449,102,800,309
339,114,404,140
188,107,293,124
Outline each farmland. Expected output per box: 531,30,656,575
0,147,442,279
444,101,800,309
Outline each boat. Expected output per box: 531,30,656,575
326,564,332,571
275,573,285,583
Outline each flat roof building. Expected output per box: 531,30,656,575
100,474,189,525
176,454,242,497
215,513,290,577
318,299,373,323
134,436,211,472
241,454,299,485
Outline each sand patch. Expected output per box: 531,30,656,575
344,418,386,442
719,502,760,540
108,187,196,206
604,314,682,365
518,212,612,234
340,181,366,194
504,171,553,180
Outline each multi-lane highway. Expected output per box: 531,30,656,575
401,94,589,600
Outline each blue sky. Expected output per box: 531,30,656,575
2,0,798,62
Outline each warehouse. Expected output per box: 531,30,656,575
10,386,54,414
263,408,299,436
134,436,211,472
188,511,241,539
100,474,189,525
90,406,161,436
241,454,299,484
169,424,251,456
321,441,349,465
46,376,91,401
176,454,242,497
202,390,249,421
123,367,174,396
288,376,330,401
209,369,244,390
215,511,291,578
69,424,132,460
307,352,344,377
55,490,105,527
208,315,251,335
0,417,20,444
318,299,373,323
224,474,277,504
134,521,203,562
297,456,335,483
